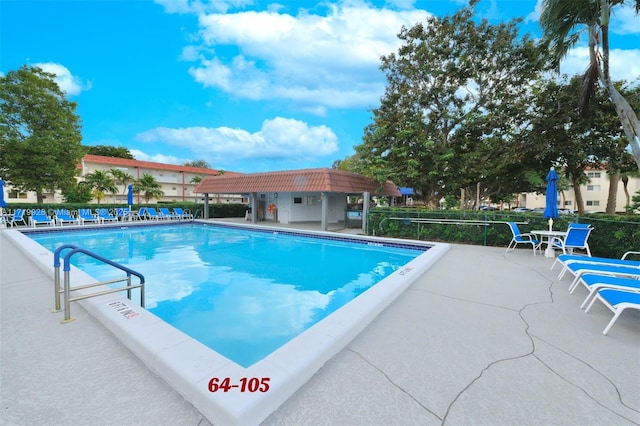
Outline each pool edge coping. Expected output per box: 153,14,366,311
6,222,450,425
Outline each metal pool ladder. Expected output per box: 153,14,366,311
53,244,145,323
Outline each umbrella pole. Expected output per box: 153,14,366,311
545,218,555,258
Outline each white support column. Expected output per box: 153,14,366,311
362,192,370,232
321,192,328,231
203,194,209,219
251,193,258,223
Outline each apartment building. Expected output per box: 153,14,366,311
4,154,246,204
518,169,640,213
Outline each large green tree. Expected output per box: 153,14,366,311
524,75,631,214
184,159,211,169
356,2,547,208
540,0,640,171
0,65,84,202
86,145,134,159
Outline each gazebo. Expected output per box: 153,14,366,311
194,168,401,231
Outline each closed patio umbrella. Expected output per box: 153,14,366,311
543,167,559,257
544,167,559,229
127,184,133,209
0,178,7,228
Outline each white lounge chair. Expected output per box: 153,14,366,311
549,225,593,256
565,262,640,293
552,251,640,279
97,208,118,223
159,207,179,220
30,209,54,227
585,289,640,335
78,208,101,225
505,222,540,256
55,209,79,226
173,207,193,220
7,209,27,227
573,273,640,309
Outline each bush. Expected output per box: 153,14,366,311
367,207,640,258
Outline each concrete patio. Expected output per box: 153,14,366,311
1,221,638,425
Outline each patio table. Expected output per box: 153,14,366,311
532,229,567,258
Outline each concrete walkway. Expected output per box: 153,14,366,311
1,224,638,425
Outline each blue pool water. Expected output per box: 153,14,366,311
28,223,425,367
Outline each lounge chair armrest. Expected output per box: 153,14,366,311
622,251,640,260
549,235,564,247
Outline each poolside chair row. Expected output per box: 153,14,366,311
134,207,193,221
554,251,640,335
3,207,196,228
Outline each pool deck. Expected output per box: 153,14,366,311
1,219,639,425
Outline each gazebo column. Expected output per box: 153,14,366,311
204,194,209,219
362,191,370,232
321,192,328,231
251,193,258,223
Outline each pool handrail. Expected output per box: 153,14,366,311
53,244,145,322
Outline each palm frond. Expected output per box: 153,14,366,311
580,60,600,114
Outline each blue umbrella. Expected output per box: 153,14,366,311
0,178,7,227
544,167,559,227
0,178,6,209
127,184,133,207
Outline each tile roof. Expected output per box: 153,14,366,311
194,168,401,196
82,154,238,176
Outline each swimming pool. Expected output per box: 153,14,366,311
28,223,424,367
9,221,449,425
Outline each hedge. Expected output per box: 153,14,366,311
367,208,640,259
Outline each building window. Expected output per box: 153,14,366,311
294,197,302,204
586,200,600,207
564,201,572,206
587,172,601,178
587,185,600,191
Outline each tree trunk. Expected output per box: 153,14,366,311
573,177,585,214
460,187,466,210
622,175,630,210
605,171,619,214
603,78,640,171
597,7,640,172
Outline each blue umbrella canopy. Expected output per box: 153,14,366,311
0,178,7,208
127,184,133,206
544,167,559,220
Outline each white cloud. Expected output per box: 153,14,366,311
154,0,254,14
186,4,431,112
559,47,640,84
525,0,543,23
129,149,188,165
32,62,90,96
134,117,339,162
612,2,640,35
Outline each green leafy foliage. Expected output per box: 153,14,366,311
86,145,134,159
0,65,84,202
367,207,640,258
356,3,549,209
133,173,164,203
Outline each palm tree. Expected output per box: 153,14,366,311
540,0,640,171
83,170,118,204
133,173,164,203
109,168,134,202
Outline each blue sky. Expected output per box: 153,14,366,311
1,0,638,173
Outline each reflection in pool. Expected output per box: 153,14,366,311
29,223,424,366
